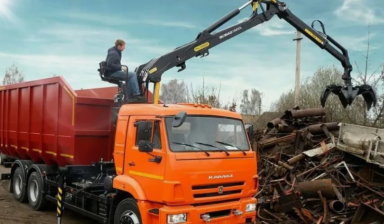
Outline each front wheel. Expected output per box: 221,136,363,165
114,198,142,224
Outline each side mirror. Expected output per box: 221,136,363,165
138,140,154,153
134,121,152,141
172,111,187,128
245,124,254,140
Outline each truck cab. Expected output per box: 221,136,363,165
111,103,257,223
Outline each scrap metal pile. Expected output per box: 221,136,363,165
254,107,384,224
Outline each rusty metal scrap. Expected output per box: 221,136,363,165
301,142,335,158
268,118,283,129
351,203,384,223
297,179,337,199
255,107,384,224
308,122,339,134
328,200,345,213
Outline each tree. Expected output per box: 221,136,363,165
159,79,188,104
222,101,237,112
185,78,222,108
351,27,384,126
240,89,263,115
2,63,25,85
159,77,239,111
186,78,240,110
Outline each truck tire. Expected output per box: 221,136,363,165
114,198,142,224
12,167,27,203
27,171,48,211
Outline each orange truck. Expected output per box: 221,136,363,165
0,0,374,223
0,75,257,224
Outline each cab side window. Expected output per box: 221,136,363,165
134,120,162,149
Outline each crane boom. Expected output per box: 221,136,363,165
135,0,376,110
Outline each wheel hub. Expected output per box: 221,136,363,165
120,211,139,224
14,175,22,195
29,180,39,202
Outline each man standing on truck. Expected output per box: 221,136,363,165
106,39,147,103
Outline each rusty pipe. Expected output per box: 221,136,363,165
267,118,282,129
307,122,339,134
276,124,298,133
296,179,336,199
288,154,305,164
286,108,326,118
258,133,296,147
277,161,294,170
329,200,345,213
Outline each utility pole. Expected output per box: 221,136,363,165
293,30,302,107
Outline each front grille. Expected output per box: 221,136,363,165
193,198,240,207
202,209,231,219
192,181,244,199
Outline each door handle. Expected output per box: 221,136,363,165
128,162,135,166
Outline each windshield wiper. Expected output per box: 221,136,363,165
215,141,246,155
172,142,210,156
194,142,230,156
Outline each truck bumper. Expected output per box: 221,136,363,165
146,197,256,224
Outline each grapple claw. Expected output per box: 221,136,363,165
357,84,377,110
320,84,377,110
320,84,340,108
339,85,359,108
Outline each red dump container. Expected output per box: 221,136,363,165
0,76,118,167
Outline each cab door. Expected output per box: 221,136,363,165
124,116,166,202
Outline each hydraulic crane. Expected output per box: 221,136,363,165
134,0,377,110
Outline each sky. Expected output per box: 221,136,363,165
0,0,383,112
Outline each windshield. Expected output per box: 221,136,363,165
165,116,250,152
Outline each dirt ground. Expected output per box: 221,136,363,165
0,166,95,224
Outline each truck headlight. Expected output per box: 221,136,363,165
246,203,256,212
167,213,187,224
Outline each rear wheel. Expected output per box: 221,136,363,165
12,167,27,202
27,171,48,211
114,198,142,224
